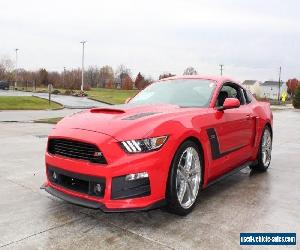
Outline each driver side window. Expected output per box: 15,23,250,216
216,83,245,107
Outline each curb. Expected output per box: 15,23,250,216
87,97,113,105
32,95,65,110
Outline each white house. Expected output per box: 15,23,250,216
260,81,287,100
241,80,262,97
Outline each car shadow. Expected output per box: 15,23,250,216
44,166,271,249
75,166,270,228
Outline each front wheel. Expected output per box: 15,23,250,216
166,141,202,215
251,126,272,171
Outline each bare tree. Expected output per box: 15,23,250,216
145,76,154,85
183,67,197,75
0,56,14,81
122,75,134,90
115,64,131,88
85,66,99,88
99,65,114,88
0,59,158,91
48,71,61,87
159,72,175,80
38,68,49,86
64,69,82,89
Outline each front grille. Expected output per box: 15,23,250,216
48,138,107,164
47,166,105,197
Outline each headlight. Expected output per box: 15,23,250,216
120,135,168,153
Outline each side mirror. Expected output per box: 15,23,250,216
217,98,240,111
125,97,132,104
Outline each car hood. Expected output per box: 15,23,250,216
55,104,205,141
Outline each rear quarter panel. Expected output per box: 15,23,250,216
250,100,273,159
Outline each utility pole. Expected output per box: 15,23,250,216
63,67,66,88
80,41,87,91
15,48,19,90
219,64,224,76
278,66,282,102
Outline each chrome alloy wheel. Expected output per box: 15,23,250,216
176,147,201,209
261,128,272,167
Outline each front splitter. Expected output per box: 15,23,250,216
41,184,166,212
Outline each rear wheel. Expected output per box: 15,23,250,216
166,141,202,215
251,126,272,171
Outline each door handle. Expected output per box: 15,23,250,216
246,114,252,120
246,114,257,120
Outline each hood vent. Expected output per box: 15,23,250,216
90,108,125,114
123,112,159,120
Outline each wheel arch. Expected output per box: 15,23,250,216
265,122,273,138
165,135,206,197
165,135,206,214
184,136,204,157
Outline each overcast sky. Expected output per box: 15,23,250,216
1,0,299,81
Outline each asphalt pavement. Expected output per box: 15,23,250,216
0,109,299,249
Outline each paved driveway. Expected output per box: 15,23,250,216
0,110,299,249
0,109,83,122
0,90,107,109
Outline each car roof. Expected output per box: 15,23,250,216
158,75,238,86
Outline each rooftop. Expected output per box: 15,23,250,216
261,81,284,86
242,80,257,85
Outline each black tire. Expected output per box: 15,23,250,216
251,126,272,172
166,140,203,216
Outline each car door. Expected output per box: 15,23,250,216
211,82,256,171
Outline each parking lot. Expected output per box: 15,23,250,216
0,109,299,249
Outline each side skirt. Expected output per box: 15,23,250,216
205,161,254,188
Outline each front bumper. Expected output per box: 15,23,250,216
43,127,174,211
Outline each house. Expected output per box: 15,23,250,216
260,81,287,100
241,80,262,97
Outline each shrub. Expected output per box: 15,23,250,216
36,89,47,93
72,90,87,97
292,87,300,109
64,89,74,95
52,89,61,95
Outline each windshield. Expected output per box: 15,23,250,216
130,79,216,107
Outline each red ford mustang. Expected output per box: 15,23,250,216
42,75,273,215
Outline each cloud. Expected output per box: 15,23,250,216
0,0,299,81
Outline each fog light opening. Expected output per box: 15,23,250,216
125,172,149,181
52,171,58,182
94,183,102,194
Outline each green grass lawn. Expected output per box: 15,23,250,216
87,88,138,104
0,96,63,110
17,87,138,105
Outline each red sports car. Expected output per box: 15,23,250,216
42,75,273,215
